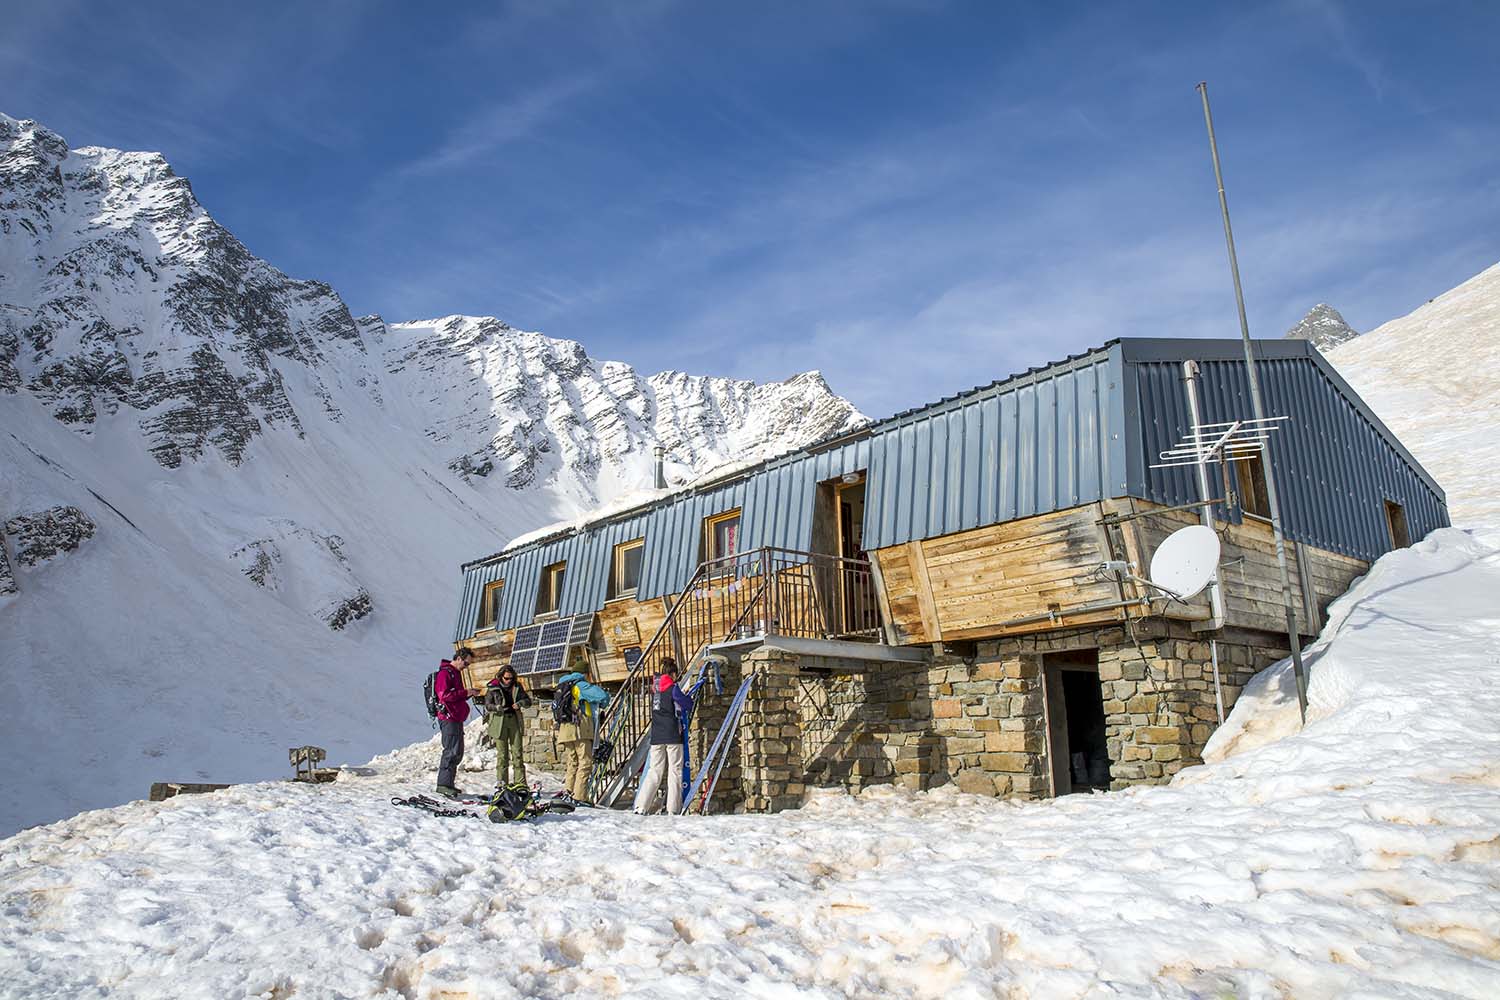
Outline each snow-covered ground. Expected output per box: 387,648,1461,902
3,523,1499,998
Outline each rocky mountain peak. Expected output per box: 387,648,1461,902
3,110,861,505
1284,303,1360,351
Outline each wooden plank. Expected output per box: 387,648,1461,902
906,541,943,642
867,550,901,645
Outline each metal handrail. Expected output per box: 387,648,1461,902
589,545,881,800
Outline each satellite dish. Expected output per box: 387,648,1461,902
1148,524,1220,600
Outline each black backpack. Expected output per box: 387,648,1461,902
552,683,576,725
423,672,440,727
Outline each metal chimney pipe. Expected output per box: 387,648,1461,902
653,446,667,490
1182,360,1225,631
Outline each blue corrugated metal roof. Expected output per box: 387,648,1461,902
454,337,1448,640
1126,346,1447,561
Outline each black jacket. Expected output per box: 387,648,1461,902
649,681,692,745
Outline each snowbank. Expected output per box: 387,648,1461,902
3,528,1499,997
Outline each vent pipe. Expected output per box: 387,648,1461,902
653,446,667,490
1182,360,1226,632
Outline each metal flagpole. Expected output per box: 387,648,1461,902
1196,81,1310,724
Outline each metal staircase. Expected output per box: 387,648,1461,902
588,546,880,807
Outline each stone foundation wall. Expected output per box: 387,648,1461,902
1093,622,1288,785
790,619,1291,806
517,703,561,770
799,649,1049,799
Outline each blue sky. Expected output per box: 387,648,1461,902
3,1,1498,418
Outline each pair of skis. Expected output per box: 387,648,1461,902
684,670,759,815
678,657,724,802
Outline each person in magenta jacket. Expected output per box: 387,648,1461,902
434,648,475,797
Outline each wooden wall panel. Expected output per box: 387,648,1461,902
593,596,671,682
871,500,1370,644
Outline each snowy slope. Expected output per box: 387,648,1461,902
0,113,862,836
1327,261,1500,537
1,527,1497,998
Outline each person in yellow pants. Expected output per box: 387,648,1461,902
554,670,610,803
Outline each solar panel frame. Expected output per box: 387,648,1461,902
512,612,596,676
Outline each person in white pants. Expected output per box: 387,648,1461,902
633,658,693,815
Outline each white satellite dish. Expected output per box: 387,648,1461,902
1148,524,1220,600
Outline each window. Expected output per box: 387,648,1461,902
476,579,505,630
535,561,566,617
1384,499,1410,549
609,538,644,599
1232,454,1271,520
704,509,741,563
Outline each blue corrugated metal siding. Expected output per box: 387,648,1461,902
862,353,1120,549
1127,351,1448,561
456,338,1445,641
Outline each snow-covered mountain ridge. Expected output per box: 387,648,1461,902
0,113,861,486
0,112,861,834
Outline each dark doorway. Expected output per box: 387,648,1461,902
1043,650,1111,795
1384,499,1410,549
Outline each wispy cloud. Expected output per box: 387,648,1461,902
394,76,596,178
1300,0,1387,100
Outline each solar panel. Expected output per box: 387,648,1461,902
512,612,594,676
533,644,569,673
539,618,572,646
567,612,595,646
511,624,543,652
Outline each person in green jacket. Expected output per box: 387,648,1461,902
485,665,531,789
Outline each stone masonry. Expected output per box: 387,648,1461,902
792,619,1291,805
738,648,804,813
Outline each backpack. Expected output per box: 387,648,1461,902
552,683,577,725
423,672,440,727
487,782,534,823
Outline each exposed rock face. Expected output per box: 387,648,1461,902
326,591,373,631
229,520,374,631
0,537,15,596
1284,303,1360,351
0,114,364,468
4,505,96,567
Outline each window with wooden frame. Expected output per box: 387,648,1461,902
608,538,645,600
476,579,505,630
703,508,742,564
1384,499,1410,549
535,561,566,617
1232,454,1272,520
